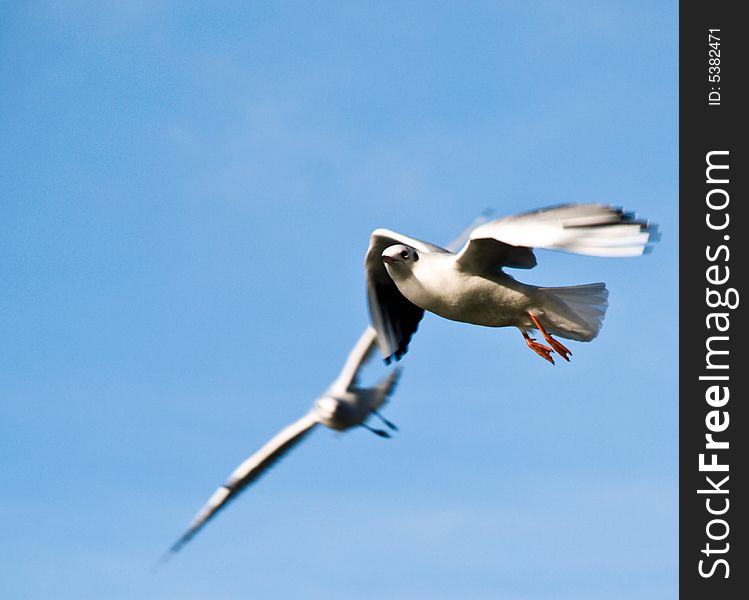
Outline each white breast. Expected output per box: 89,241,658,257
389,253,534,327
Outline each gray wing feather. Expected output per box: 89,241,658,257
455,203,656,274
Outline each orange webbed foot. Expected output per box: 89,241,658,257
522,332,555,365
528,313,573,362
547,337,572,362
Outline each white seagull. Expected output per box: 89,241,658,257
164,326,399,558
159,219,486,564
366,203,657,364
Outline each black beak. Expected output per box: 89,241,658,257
382,255,395,265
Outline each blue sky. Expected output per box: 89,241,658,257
1,2,677,598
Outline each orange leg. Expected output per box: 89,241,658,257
529,313,572,362
522,331,555,365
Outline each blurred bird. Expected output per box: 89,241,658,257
366,203,658,364
158,215,490,565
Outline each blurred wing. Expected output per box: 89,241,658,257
455,203,656,274
168,412,319,555
370,366,402,412
365,229,447,362
332,326,378,392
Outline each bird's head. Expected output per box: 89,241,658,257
381,244,419,270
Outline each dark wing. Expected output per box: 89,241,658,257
365,229,448,363
454,203,657,275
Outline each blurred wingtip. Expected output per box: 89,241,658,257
643,222,661,255
384,365,402,396
646,223,662,243
150,548,176,574
151,528,196,573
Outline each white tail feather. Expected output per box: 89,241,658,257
537,283,609,342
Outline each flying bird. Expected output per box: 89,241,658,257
159,220,487,565
163,326,399,559
366,203,657,364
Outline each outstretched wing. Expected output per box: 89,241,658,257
365,229,448,363
168,412,319,556
369,365,402,412
330,326,379,393
455,204,657,274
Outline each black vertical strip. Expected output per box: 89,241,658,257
680,2,747,599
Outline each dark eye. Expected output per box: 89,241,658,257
400,250,409,259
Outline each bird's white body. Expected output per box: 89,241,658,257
315,383,390,431
386,252,538,329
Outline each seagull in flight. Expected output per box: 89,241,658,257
366,203,657,364
159,219,486,564
163,326,399,560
